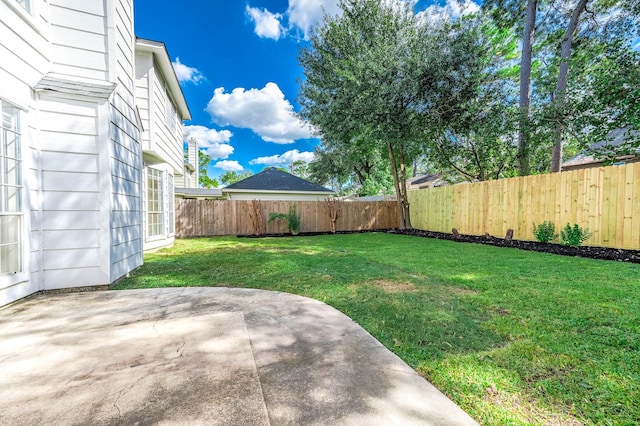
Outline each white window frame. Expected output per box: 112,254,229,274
146,168,164,239
167,173,175,235
0,99,24,282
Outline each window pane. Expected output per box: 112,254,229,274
4,158,21,186
0,215,21,276
2,104,20,131
4,131,20,158
0,216,20,244
0,100,22,276
14,0,30,12
4,186,21,212
0,243,20,275
147,168,165,237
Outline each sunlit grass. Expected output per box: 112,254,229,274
114,233,640,425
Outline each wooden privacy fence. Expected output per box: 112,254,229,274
175,199,400,238
408,162,640,250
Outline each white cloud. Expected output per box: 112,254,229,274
246,5,284,40
419,0,480,21
206,82,312,144
249,149,315,166
172,58,204,84
286,0,341,39
184,125,234,160
213,160,244,172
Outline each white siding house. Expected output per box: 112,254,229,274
0,0,189,306
135,38,191,252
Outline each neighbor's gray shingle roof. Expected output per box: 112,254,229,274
224,168,333,193
563,128,640,168
34,75,116,99
175,187,223,197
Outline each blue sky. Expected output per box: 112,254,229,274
134,1,480,180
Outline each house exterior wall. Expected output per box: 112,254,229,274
49,0,109,81
135,40,189,252
0,0,147,306
38,94,111,290
0,0,50,304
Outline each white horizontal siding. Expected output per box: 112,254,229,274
149,73,183,173
42,151,98,173
49,2,109,80
44,248,101,270
49,4,105,34
42,171,99,192
42,211,99,230
37,97,107,290
43,267,107,289
39,132,99,154
43,230,100,249
52,0,105,16
43,192,99,210
135,53,153,151
109,92,142,281
0,25,49,90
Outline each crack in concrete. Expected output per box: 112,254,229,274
113,376,144,420
176,341,186,357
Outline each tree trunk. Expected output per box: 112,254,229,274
550,0,589,173
517,0,537,176
387,142,411,229
398,148,412,229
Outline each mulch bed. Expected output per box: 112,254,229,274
389,229,640,264
238,228,640,263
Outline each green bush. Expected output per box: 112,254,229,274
533,221,558,243
268,205,301,235
560,223,592,247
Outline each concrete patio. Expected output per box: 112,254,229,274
0,287,478,425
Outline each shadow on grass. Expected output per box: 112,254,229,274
114,235,640,425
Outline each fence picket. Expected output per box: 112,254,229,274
408,163,640,249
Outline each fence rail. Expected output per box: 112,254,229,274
408,162,640,250
175,199,400,238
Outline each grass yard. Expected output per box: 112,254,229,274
114,233,640,425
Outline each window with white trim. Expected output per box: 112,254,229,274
1,100,23,276
168,174,174,235
165,91,176,132
147,168,164,238
15,0,30,12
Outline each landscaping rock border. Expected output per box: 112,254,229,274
389,229,640,264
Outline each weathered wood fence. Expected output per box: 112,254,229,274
408,162,640,249
175,199,400,238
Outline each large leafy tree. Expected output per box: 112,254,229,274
220,170,253,186
307,131,395,195
299,0,478,228
484,0,639,172
197,151,219,188
425,15,521,181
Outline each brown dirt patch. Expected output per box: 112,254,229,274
369,279,417,293
448,286,478,296
483,386,583,426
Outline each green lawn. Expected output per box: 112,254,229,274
114,233,640,425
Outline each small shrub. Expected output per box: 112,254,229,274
268,205,301,235
533,221,558,243
560,223,592,247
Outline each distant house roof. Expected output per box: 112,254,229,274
34,75,116,99
175,187,223,199
563,129,640,170
407,173,447,189
224,168,334,194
